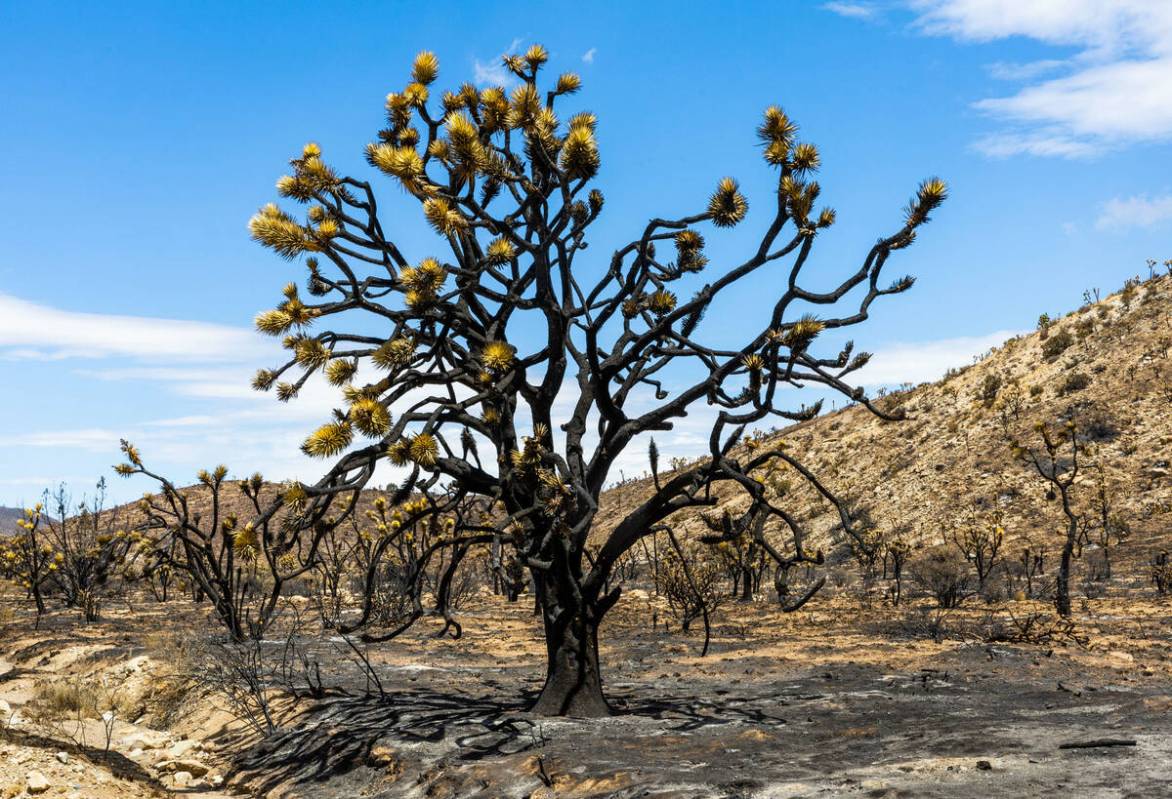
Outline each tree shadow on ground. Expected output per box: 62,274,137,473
228,686,789,795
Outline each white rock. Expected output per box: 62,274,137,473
122,730,167,750
173,771,193,788
26,771,50,795
55,751,69,764
167,738,201,758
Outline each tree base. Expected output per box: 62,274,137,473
530,619,611,717
530,672,610,718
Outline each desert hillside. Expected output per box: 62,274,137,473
597,271,1172,577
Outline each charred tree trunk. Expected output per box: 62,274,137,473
1056,518,1077,618
532,608,608,717
740,565,754,601
530,563,614,718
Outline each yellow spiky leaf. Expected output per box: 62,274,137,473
412,50,439,85
303,421,353,458
708,177,748,227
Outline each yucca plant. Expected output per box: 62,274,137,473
135,46,946,715
38,478,140,622
115,448,301,641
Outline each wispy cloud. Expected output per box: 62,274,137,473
0,292,347,497
1095,193,1172,231
12,428,133,452
909,1,1172,158
581,47,597,64
854,329,1022,386
973,131,1096,159
473,38,523,87
985,59,1067,81
822,1,877,20
0,292,268,362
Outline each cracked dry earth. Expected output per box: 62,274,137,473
2,592,1170,799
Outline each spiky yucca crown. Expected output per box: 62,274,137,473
243,43,947,472
246,45,610,462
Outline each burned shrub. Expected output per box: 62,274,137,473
1042,329,1074,359
1057,371,1091,396
1152,551,1171,596
661,545,727,635
976,373,1002,407
910,546,973,609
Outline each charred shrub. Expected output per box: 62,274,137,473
1057,371,1091,396
910,546,973,609
1042,329,1074,359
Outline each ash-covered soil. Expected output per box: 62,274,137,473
2,591,1170,799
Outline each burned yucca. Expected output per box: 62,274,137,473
236,43,947,719
708,177,748,227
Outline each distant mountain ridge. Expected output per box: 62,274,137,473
0,507,26,536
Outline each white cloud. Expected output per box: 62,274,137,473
823,2,877,19
854,329,1022,386
473,38,523,87
973,130,1097,159
13,428,129,451
0,292,268,362
143,415,219,428
581,47,597,64
985,59,1067,80
909,1,1172,157
0,292,349,497
1095,193,1172,231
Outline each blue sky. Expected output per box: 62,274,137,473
2,1,1170,505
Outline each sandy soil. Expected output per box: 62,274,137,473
2,586,1169,799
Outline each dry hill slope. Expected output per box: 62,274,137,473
597,271,1172,581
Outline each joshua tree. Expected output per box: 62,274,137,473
950,503,1005,594
39,479,137,622
0,505,56,621
226,45,945,716
1086,461,1129,580
1011,420,1088,617
703,508,767,600
881,527,911,605
116,451,304,641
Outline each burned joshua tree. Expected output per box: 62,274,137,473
222,45,944,716
1011,420,1090,618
